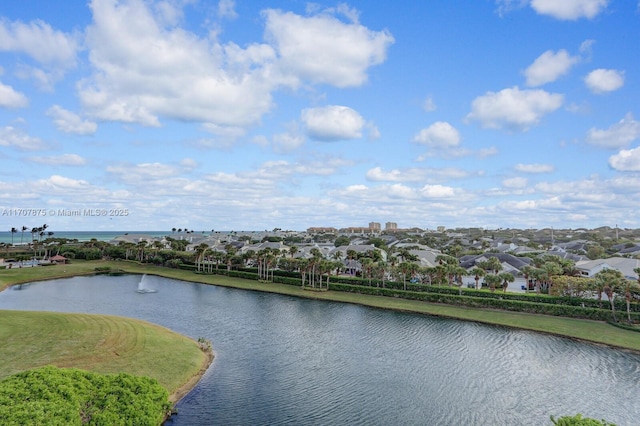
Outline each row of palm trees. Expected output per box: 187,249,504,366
187,243,516,293
8,224,52,245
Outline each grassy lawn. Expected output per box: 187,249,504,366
0,310,209,402
3,259,640,355
0,261,101,292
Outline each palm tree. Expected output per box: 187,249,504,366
224,244,237,271
20,226,28,244
624,279,638,324
30,227,39,243
346,249,357,275
298,258,310,289
377,260,389,288
194,243,209,272
498,272,515,293
10,227,18,245
397,261,415,291
449,265,467,295
309,248,323,288
471,267,485,290
360,257,374,286
595,268,626,322
136,240,148,262
484,273,502,293
541,261,563,294
487,256,502,275
520,265,534,291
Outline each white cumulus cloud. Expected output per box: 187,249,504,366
524,49,579,87
609,146,640,172
584,69,625,94
80,0,278,127
0,18,78,66
586,113,640,149
529,0,610,20
46,105,97,135
0,81,28,108
420,184,457,198
0,17,78,88
0,126,46,151
413,121,460,148
466,86,563,131
301,105,365,141
263,8,394,88
79,0,392,135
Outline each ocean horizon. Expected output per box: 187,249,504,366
0,230,186,245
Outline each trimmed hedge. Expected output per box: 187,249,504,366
327,283,640,322
189,266,640,322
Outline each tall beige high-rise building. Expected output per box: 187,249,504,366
369,222,381,231
385,222,398,230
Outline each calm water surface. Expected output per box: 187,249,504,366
1,275,639,426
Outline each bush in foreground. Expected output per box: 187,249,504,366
0,366,171,425
551,414,616,425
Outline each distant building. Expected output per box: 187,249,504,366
340,227,373,234
307,227,338,234
385,222,398,230
369,222,381,231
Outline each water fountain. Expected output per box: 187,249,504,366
136,274,157,293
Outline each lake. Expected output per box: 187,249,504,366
1,274,639,425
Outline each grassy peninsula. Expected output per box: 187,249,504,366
0,309,210,403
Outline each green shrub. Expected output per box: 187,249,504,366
550,414,616,425
327,283,640,322
0,366,171,426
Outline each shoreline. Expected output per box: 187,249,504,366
3,260,640,354
169,349,215,404
3,260,640,377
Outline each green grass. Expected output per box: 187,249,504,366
0,310,208,402
0,261,101,292
3,260,640,354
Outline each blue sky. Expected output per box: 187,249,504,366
0,0,639,232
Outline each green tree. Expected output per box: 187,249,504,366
498,272,515,293
594,268,626,322
334,235,351,247
470,267,486,290
586,244,606,260
520,265,534,291
484,273,502,293
550,413,616,425
20,225,28,244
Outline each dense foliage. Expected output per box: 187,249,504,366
551,414,616,425
0,366,171,425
